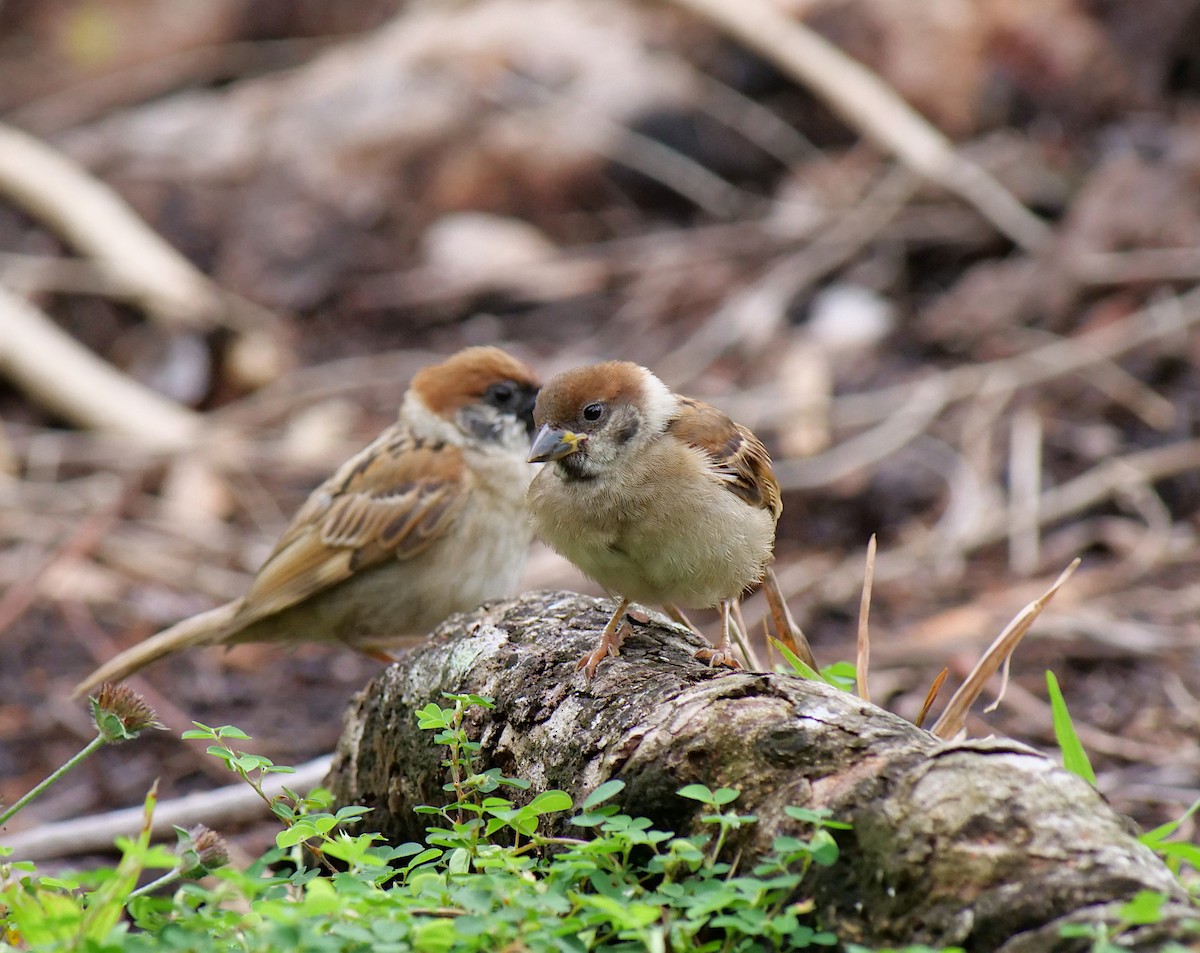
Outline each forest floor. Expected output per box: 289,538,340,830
2,0,1199,861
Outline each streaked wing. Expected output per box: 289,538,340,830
668,396,782,519
233,425,466,624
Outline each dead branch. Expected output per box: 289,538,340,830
3,756,332,861
667,0,1051,252
0,283,205,450
0,122,225,331
327,590,1192,952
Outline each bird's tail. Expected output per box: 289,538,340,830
71,602,241,700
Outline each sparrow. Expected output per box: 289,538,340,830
73,346,541,698
526,360,781,677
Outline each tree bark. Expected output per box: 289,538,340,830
326,591,1194,952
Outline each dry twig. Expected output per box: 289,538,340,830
0,122,223,331
4,755,332,860
931,559,1080,739
666,0,1051,252
915,668,948,730
0,283,205,450
832,285,1200,430
856,535,877,702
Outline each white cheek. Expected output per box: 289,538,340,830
634,367,679,432
401,393,467,445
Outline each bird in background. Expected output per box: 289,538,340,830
526,360,781,677
74,346,541,698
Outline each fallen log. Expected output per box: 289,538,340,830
326,590,1194,951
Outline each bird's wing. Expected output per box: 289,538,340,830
667,396,782,519
233,425,467,625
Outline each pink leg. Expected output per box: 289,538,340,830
577,598,632,678
693,600,741,669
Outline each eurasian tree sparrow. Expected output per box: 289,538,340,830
74,346,541,698
526,361,781,677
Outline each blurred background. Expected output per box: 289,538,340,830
2,0,1200,855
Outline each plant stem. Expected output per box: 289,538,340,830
127,869,181,900
0,734,105,826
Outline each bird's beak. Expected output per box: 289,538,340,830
528,425,586,463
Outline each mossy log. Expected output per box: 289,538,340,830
326,590,1194,951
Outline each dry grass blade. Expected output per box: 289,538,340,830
983,655,1013,714
856,535,877,702
930,558,1081,739
761,565,816,668
729,600,762,671
916,668,949,729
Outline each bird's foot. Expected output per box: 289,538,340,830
693,647,742,670
577,622,632,678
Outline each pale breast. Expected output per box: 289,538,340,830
527,444,776,609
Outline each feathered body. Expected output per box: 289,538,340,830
526,361,781,674
74,346,540,697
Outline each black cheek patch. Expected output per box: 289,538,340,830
614,417,640,445
559,454,596,482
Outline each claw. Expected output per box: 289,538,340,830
576,599,632,679
693,647,742,670
577,622,631,678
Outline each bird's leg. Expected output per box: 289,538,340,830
578,597,632,678
663,603,702,635
342,635,398,665
693,600,742,669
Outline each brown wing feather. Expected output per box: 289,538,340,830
668,396,782,519
232,425,466,625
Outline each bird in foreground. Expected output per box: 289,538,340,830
526,360,782,677
73,346,541,699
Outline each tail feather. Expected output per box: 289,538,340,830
72,601,242,700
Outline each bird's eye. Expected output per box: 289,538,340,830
485,381,516,406
582,402,605,422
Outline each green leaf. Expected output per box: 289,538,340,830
583,779,625,809
1154,840,1200,870
403,847,442,871
769,638,822,680
441,692,495,709
809,829,840,866
1139,795,1200,849
710,788,739,806
677,784,715,804
783,805,853,830
526,790,573,814
416,703,449,729
1120,890,1167,926
819,661,858,692
412,912,458,950
1045,671,1097,786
